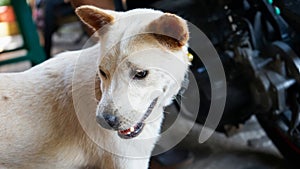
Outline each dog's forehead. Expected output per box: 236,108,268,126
98,10,188,71
100,34,162,61
99,35,188,74
99,10,164,49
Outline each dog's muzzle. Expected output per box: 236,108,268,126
96,98,159,139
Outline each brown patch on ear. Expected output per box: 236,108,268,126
75,5,114,32
147,13,189,49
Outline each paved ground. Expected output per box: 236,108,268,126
0,22,293,169
155,103,291,169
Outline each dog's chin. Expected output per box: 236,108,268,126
117,97,158,139
117,122,145,139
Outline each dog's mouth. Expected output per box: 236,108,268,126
117,97,158,139
118,122,145,139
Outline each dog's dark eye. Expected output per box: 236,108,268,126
99,69,107,79
134,70,148,80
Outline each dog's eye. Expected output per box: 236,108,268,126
99,69,107,79
134,70,148,80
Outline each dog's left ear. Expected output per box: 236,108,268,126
75,5,115,33
147,13,189,49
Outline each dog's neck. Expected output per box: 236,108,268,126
23,46,103,164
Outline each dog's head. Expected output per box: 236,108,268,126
76,6,190,139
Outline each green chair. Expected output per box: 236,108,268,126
0,0,46,66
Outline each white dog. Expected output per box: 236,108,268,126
0,5,189,169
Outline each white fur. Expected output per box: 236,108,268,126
0,8,189,169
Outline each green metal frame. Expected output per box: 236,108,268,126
0,0,46,66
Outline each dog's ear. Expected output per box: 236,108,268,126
147,13,189,49
75,5,115,33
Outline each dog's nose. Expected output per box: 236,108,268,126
103,113,120,129
96,113,120,130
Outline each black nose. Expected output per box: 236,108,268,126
96,113,120,130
